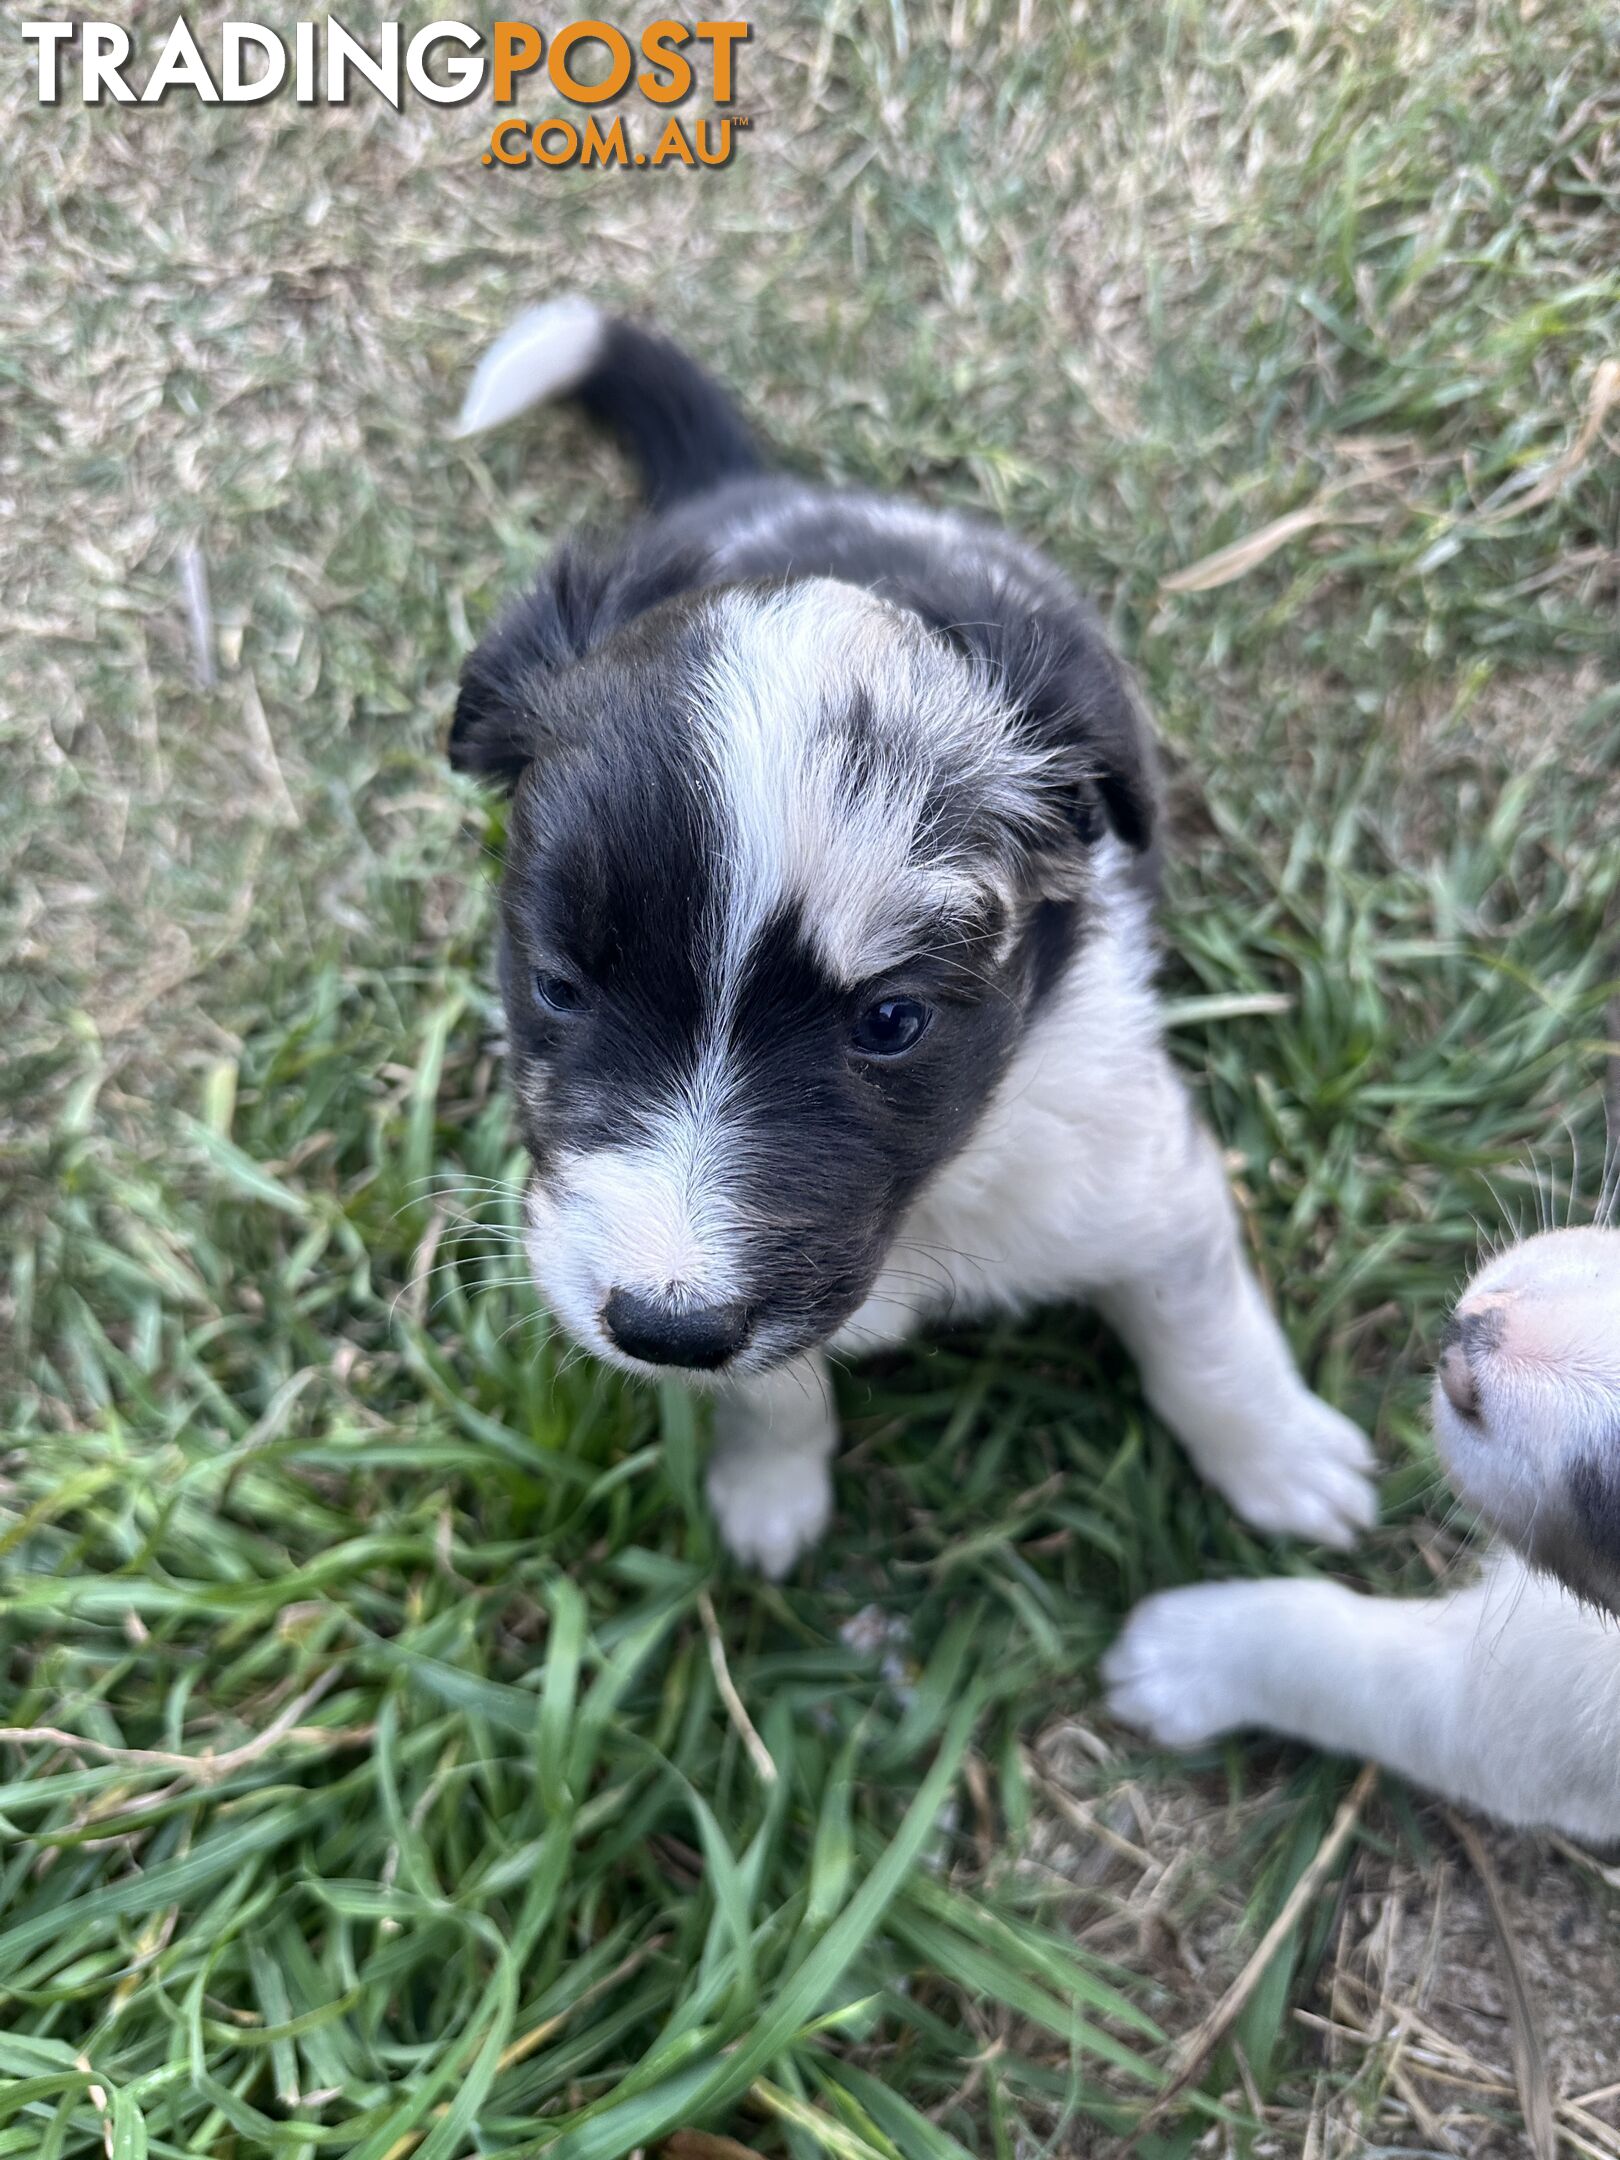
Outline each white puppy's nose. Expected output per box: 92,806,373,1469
1438,1337,1480,1421
1438,1297,1512,1423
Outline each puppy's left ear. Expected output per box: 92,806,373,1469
905,575,1158,854
450,533,714,788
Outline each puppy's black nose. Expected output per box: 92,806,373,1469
601,1289,751,1371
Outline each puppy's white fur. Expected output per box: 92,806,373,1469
454,297,606,437
695,583,1043,983
1105,1225,1620,1838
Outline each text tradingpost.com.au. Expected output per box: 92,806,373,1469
20,18,753,170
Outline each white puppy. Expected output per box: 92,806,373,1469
1105,1225,1620,1841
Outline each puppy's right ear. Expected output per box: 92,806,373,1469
449,634,543,788
449,534,713,788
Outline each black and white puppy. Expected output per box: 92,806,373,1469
449,298,1375,1576
1106,1225,1620,1839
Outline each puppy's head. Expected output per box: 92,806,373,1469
451,546,1154,1380
1432,1224,1620,1614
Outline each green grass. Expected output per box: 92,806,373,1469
3,3,1620,2154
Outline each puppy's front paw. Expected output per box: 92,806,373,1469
1205,1393,1376,1550
706,1440,832,1578
1102,1583,1273,1747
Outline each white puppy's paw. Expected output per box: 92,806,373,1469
1101,1583,1273,1747
706,1440,833,1578
1203,1393,1377,1550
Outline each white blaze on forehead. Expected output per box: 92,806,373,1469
693,580,1042,983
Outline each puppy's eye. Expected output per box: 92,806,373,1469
850,997,932,1059
533,972,586,1016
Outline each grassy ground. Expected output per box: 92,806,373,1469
4,3,1619,2154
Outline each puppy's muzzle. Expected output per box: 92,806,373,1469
601,1287,753,1371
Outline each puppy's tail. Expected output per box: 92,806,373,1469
452,296,763,510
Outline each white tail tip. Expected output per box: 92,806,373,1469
452,296,606,439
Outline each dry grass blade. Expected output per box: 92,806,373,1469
1485,357,1620,518
1550,1832,1620,1893
1158,502,1332,594
699,1588,777,1786
1447,1811,1558,2160
0,1667,344,1786
176,538,215,689
1126,1763,1378,2146
1020,1751,1154,1869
